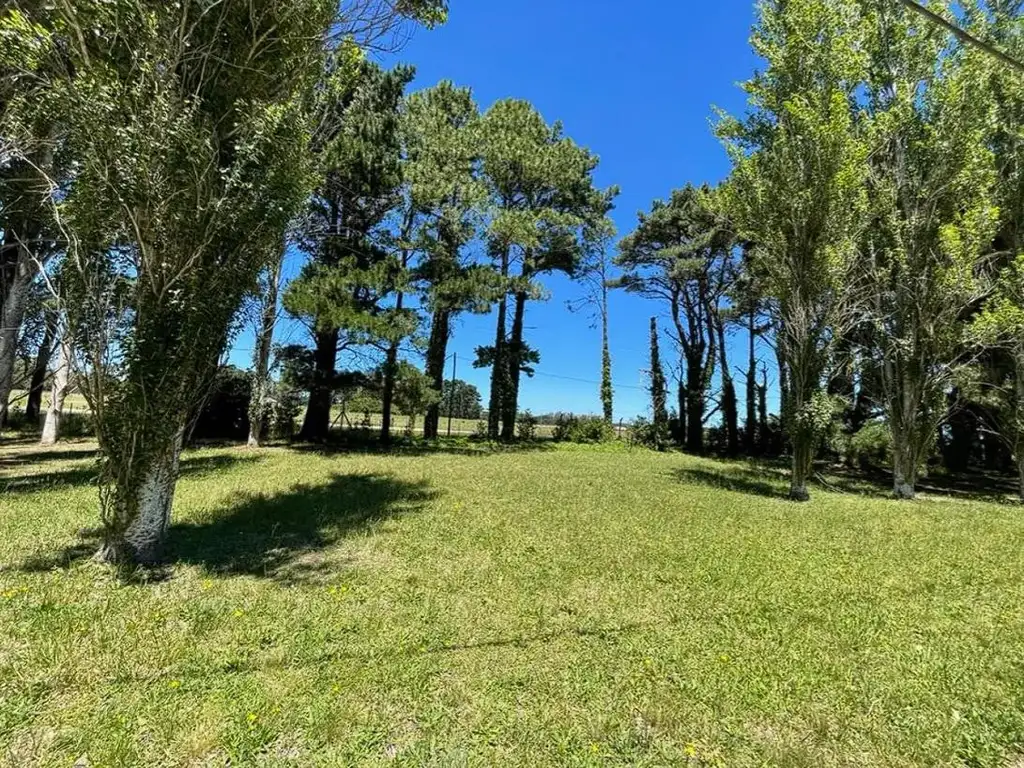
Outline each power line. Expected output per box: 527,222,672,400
532,370,648,391
896,0,1024,75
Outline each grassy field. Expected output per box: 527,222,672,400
2,441,1024,766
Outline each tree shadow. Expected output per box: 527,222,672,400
289,432,558,459
16,472,439,584
673,463,791,500
0,451,263,497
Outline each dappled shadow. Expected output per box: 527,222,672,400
14,472,438,583
0,451,263,497
168,472,438,582
673,464,790,500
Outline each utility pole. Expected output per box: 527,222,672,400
446,353,457,437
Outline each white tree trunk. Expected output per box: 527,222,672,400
247,247,282,448
98,433,183,564
40,319,71,445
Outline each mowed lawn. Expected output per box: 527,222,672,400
3,442,1024,767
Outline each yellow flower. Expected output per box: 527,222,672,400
719,653,730,663
589,743,600,754
233,609,244,618
246,712,258,723
685,743,697,758
168,680,181,689
201,579,213,590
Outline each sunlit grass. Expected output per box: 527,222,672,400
2,440,1024,766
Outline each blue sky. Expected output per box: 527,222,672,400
231,0,773,421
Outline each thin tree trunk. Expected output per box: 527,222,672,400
685,353,705,453
714,314,739,457
502,291,527,441
488,249,510,440
600,284,613,422
745,309,757,454
422,308,451,440
677,373,687,447
298,327,338,442
758,366,769,455
25,312,56,425
248,248,283,448
97,432,183,565
380,334,400,446
41,319,71,446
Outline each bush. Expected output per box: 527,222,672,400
60,410,95,439
267,386,303,440
847,421,892,470
191,366,251,442
627,416,668,450
517,410,538,440
553,413,615,444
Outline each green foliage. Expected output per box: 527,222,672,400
846,421,893,471
440,379,482,420
647,317,669,449
552,413,614,444
516,410,538,441
191,367,252,443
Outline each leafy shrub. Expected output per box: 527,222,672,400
517,410,538,440
191,366,251,442
553,413,615,443
627,416,668,450
473,420,489,439
847,421,892,470
60,410,95,439
267,386,303,440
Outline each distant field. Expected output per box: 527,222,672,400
3,440,1024,765
330,409,558,438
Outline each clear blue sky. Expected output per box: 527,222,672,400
231,0,774,421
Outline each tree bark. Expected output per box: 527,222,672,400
502,291,527,441
677,374,687,447
0,227,40,427
684,354,705,453
714,314,739,457
790,436,812,502
380,338,400,445
25,312,56,425
600,284,613,423
97,433,183,565
41,319,71,446
298,328,338,442
757,367,769,455
422,307,451,440
248,249,282,448
892,438,918,500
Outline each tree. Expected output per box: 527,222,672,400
40,311,70,445
617,185,732,453
440,379,482,420
649,317,669,451
860,2,998,499
248,246,285,447
720,0,870,500
285,59,415,443
23,304,55,424
403,81,491,439
479,99,612,440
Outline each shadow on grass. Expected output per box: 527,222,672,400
0,451,263,497
674,457,1022,505
17,472,438,584
290,431,558,458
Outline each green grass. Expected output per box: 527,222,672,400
3,441,1024,766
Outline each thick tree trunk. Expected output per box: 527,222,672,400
97,434,183,565
41,320,71,446
892,439,918,500
684,355,705,453
790,438,812,502
247,250,282,448
422,308,451,440
25,313,56,425
502,291,527,442
0,229,39,427
677,375,687,447
715,316,739,457
298,328,338,442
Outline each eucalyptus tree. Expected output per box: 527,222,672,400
285,60,415,442
720,0,870,500
402,81,492,439
478,99,612,440
617,185,732,454
860,3,998,499
247,245,285,448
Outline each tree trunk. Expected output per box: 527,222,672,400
423,308,451,440
790,437,812,502
298,327,338,442
0,228,39,427
715,316,739,457
248,248,282,448
892,438,918,500
600,286,613,423
677,375,687,447
380,339,399,445
25,313,56,425
502,291,527,442
744,309,757,455
488,250,510,440
41,319,71,446
97,433,183,565
758,367,769,455
685,354,705,453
